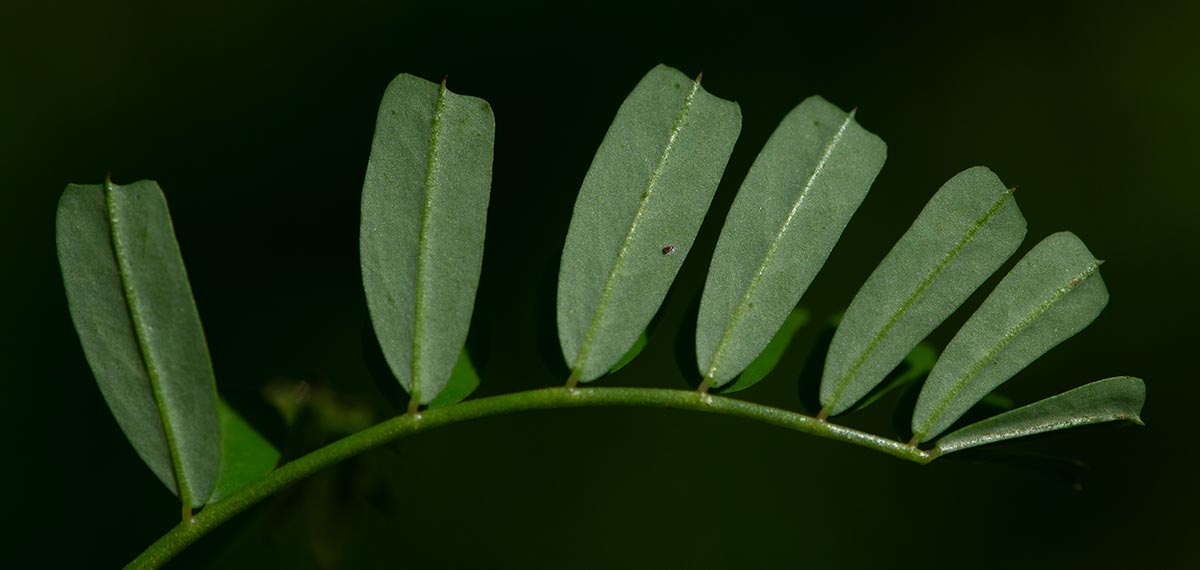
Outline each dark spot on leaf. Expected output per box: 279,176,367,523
662,245,676,255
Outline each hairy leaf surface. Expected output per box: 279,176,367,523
361,74,494,405
936,377,1145,454
56,180,219,508
820,167,1025,415
912,232,1108,441
697,97,885,387
209,399,281,504
558,64,741,382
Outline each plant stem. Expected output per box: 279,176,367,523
125,386,935,569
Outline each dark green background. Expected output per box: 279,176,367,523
4,1,1196,567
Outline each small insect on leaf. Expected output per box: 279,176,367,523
662,245,677,255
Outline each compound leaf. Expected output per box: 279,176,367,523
361,74,494,405
697,97,885,388
56,180,220,508
820,167,1025,416
912,232,1108,442
557,64,741,383
935,377,1145,455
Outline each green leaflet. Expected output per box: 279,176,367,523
360,74,494,406
935,377,1145,455
719,306,810,394
426,349,482,409
850,342,938,412
557,64,741,383
697,97,885,388
209,399,281,504
609,329,649,374
912,232,1108,442
820,167,1025,416
56,180,220,509
610,309,666,374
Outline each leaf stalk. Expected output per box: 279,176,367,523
126,386,934,569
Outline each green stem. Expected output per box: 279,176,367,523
126,386,935,569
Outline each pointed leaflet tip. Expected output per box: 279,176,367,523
695,71,704,84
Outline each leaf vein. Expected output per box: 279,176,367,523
915,260,1102,440
104,179,194,510
825,188,1015,412
704,109,855,381
572,76,701,376
411,80,448,403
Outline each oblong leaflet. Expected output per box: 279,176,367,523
56,180,220,508
820,166,1025,416
697,96,886,387
912,231,1108,442
557,64,741,382
935,376,1145,455
360,74,495,405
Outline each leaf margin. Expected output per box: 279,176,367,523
696,95,887,388
911,231,1109,442
56,179,221,509
556,63,742,384
934,376,1145,455
819,166,1026,416
359,73,496,406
